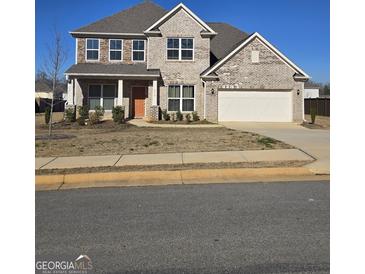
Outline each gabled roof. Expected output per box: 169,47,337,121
71,2,168,35
65,63,160,77
144,3,216,35
202,32,310,79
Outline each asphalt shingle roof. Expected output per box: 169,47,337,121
72,2,168,34
207,22,249,62
65,63,160,76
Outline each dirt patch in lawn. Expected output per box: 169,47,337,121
36,160,311,175
35,120,293,157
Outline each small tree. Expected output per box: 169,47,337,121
42,27,68,136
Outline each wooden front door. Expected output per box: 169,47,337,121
132,87,146,118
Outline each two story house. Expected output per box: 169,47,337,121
65,1,309,123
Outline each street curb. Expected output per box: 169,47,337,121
35,167,328,191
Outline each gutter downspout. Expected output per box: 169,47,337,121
201,79,207,120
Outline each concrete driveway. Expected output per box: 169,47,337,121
221,122,330,174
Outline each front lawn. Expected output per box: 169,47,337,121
35,119,293,157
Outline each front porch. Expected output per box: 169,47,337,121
65,63,161,121
66,77,160,121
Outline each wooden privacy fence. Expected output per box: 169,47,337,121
35,98,66,113
304,98,330,117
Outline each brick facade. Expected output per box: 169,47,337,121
147,9,210,118
205,37,304,122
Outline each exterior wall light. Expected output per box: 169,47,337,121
297,89,300,95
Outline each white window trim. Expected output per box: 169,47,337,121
109,39,123,62
131,40,145,62
88,83,117,111
85,38,100,62
167,85,195,112
166,38,194,61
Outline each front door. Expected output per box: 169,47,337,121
132,87,146,118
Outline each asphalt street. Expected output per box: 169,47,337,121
35,181,330,273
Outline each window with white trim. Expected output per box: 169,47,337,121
109,39,122,61
167,38,193,60
168,85,195,112
86,39,99,61
132,40,145,61
88,84,117,110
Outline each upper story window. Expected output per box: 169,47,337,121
109,39,123,61
167,38,194,61
132,40,145,61
86,39,99,61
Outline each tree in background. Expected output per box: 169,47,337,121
42,27,68,137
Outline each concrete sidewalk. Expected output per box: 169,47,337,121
36,148,314,170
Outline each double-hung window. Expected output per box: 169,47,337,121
86,39,99,61
88,84,117,110
109,39,122,61
168,85,195,112
167,38,193,60
132,40,145,61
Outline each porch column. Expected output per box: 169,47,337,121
152,79,158,106
74,78,82,106
67,79,74,105
117,79,123,106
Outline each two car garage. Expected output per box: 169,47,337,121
217,90,293,122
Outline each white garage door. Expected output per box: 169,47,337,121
218,91,293,122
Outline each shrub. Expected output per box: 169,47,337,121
192,111,199,122
77,106,89,126
94,105,105,120
161,109,170,121
65,107,76,123
310,106,317,124
171,112,176,122
185,113,191,123
89,112,99,125
45,107,51,124
112,106,125,124
176,110,183,121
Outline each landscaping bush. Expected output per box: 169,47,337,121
94,105,105,119
77,106,89,126
89,112,99,125
112,106,125,124
161,109,170,121
171,112,176,122
192,111,199,122
310,106,317,124
185,113,191,123
45,107,51,124
176,110,183,121
88,106,104,125
65,107,76,123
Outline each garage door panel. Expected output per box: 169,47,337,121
218,91,292,122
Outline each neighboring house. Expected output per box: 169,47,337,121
304,82,320,99
35,80,66,113
65,2,309,122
